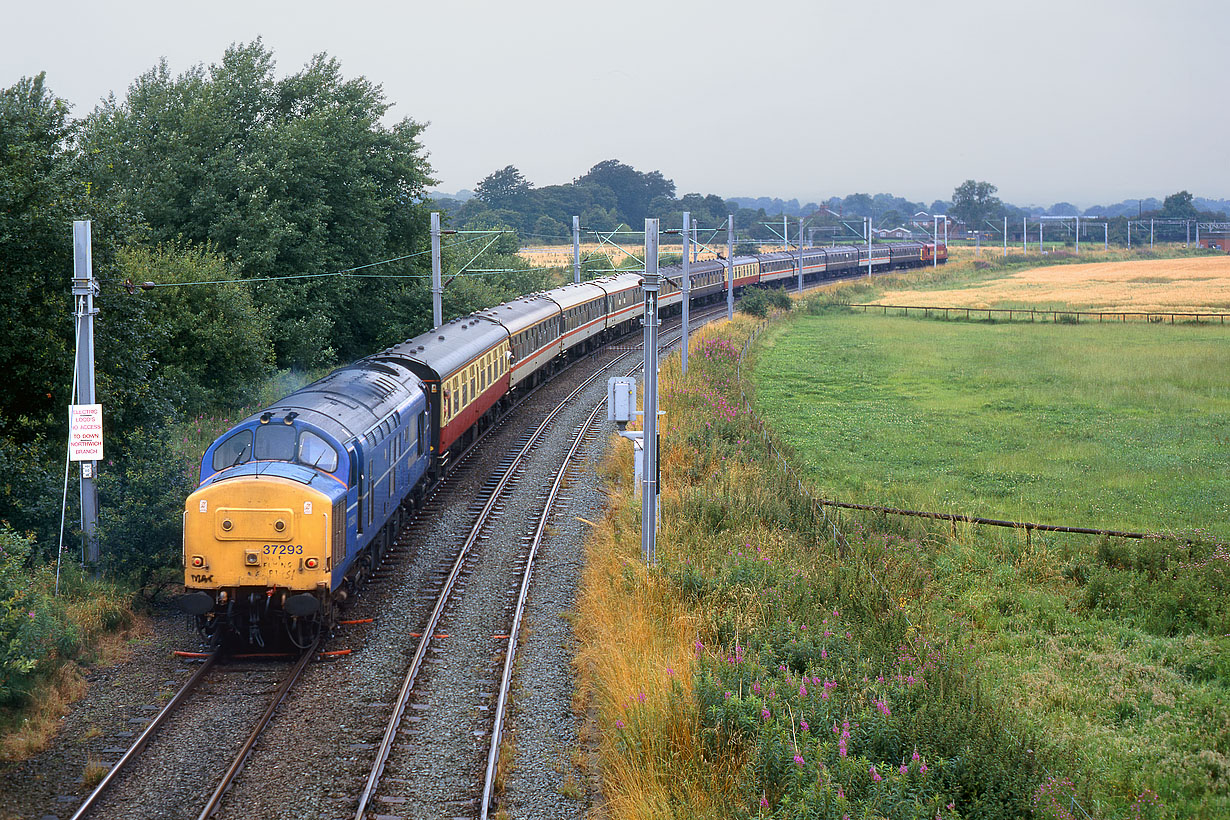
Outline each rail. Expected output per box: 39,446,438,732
850,303,1230,324
69,651,221,820
197,637,321,819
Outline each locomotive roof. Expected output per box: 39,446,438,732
476,294,560,335
240,356,424,446
384,313,509,381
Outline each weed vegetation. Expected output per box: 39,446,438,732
574,317,1129,820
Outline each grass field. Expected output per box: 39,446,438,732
751,313,1230,539
743,300,1229,818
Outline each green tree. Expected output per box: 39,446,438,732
118,244,274,411
1162,190,1198,219
950,180,1003,254
0,74,76,434
78,41,437,366
578,160,675,225
475,165,533,212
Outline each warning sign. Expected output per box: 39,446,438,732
69,404,104,462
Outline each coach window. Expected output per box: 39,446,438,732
255,424,296,461
212,430,253,471
297,431,339,472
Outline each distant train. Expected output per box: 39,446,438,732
177,240,946,645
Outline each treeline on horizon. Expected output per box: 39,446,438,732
435,166,1229,245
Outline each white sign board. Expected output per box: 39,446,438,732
69,404,104,462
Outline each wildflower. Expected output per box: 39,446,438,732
821,648,827,659
759,795,768,808
869,764,882,782
800,720,809,731
637,692,646,703
752,682,761,695
761,707,771,721
912,748,920,762
794,754,805,767
724,691,732,700
921,762,929,774
666,667,674,676
900,764,909,775
615,719,624,729
799,683,808,697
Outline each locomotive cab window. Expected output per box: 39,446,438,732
298,431,338,472
255,424,296,461
212,430,253,471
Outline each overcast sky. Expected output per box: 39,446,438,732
4,0,1226,208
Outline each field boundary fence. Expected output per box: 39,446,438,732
850,303,1230,325
733,316,1105,820
735,321,1208,549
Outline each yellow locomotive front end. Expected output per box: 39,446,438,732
181,473,337,646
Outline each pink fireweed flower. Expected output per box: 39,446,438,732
800,720,809,731
759,796,769,808
637,692,645,703
921,763,929,774
912,748,921,762
753,682,761,695
900,764,909,775
821,648,828,659
761,707,771,721
615,719,624,729
869,765,882,782
794,754,805,767
799,683,808,697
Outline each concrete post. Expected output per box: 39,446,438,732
681,212,690,376
72,221,100,567
572,215,581,284
641,219,660,565
726,215,735,320
431,212,443,328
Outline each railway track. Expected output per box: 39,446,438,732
67,641,318,820
350,314,709,819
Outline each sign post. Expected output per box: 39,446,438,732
72,221,101,566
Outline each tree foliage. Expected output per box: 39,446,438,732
950,180,1003,228
78,40,437,366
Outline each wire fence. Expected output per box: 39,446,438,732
852,303,1230,325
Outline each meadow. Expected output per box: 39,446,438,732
574,255,1229,820
751,313,1230,540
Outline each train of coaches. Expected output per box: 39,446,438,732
177,240,947,645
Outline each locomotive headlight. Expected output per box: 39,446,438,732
191,555,205,568
245,551,260,566
305,557,319,569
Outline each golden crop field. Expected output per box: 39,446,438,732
875,254,1230,313
518,242,726,268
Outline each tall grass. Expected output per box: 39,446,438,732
573,320,1087,820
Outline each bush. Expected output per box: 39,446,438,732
96,426,198,590
0,525,131,705
740,287,792,319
